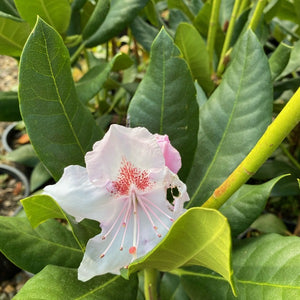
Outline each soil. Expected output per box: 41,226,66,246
0,55,31,298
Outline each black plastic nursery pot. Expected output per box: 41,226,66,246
0,163,30,207
1,122,29,152
0,164,30,282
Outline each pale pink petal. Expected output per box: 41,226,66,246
78,232,132,281
44,165,121,224
154,134,181,174
78,173,188,280
85,125,166,186
43,125,189,280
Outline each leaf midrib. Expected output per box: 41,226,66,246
174,269,300,290
75,276,119,299
2,224,82,253
159,43,166,134
41,25,85,156
188,37,249,207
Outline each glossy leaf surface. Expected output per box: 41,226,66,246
186,30,273,207
14,0,71,33
85,0,149,47
180,234,300,299
220,176,285,237
125,208,235,294
19,18,102,181
15,265,138,300
269,42,292,80
82,0,110,39
22,194,100,250
0,12,30,56
0,217,82,274
128,28,199,180
0,91,21,121
175,22,214,94
130,16,159,52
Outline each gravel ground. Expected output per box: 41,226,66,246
0,55,31,299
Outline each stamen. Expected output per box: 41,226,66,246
131,192,138,259
129,246,136,254
101,200,128,240
120,203,132,251
143,201,170,231
99,201,128,258
137,195,158,231
100,216,125,258
142,195,175,221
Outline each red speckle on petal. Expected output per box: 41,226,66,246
129,246,136,255
112,158,151,195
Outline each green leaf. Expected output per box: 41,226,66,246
14,0,71,33
186,30,273,207
0,217,82,274
0,0,19,17
5,144,39,167
253,160,300,197
0,12,30,56
143,0,160,27
193,1,224,57
251,213,289,235
76,63,110,104
124,207,236,295
84,0,149,47
75,53,133,104
274,78,300,99
279,39,300,78
179,234,300,299
15,265,138,299
111,53,134,71
71,0,87,11
19,18,102,181
175,22,214,94
220,176,286,237
82,0,110,39
168,0,195,21
128,28,199,180
265,0,298,24
0,91,21,121
30,162,52,191
269,41,292,81
160,273,190,300
21,194,100,250
130,16,159,53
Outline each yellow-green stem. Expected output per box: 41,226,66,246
248,0,268,31
237,0,250,17
70,42,86,65
217,0,242,76
144,268,158,300
202,87,300,209
207,0,222,74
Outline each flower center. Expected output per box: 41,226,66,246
112,158,151,195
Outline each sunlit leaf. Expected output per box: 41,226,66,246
124,208,236,295
15,265,138,299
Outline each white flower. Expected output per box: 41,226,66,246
44,125,189,281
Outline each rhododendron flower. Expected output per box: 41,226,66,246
44,125,189,281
